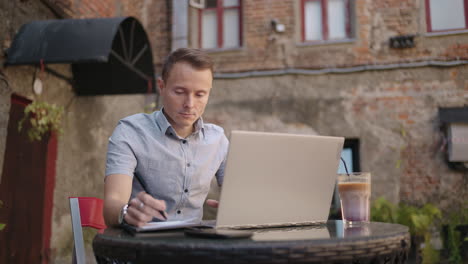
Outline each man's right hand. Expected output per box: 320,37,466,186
104,174,167,227
125,191,167,227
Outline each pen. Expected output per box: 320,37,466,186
136,175,168,221
158,209,168,221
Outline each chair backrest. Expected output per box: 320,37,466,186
69,197,106,264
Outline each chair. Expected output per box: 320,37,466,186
69,197,107,264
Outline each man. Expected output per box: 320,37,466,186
103,48,228,227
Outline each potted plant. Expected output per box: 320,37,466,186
371,197,442,264
18,101,64,142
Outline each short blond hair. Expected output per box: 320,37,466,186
161,48,213,82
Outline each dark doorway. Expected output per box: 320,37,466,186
0,94,57,264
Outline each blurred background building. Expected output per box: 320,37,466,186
0,0,467,263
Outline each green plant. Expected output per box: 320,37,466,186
442,202,468,264
371,197,442,264
371,196,397,223
18,101,64,142
0,200,5,231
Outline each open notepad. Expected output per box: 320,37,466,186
123,220,214,233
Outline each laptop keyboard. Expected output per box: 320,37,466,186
222,221,327,230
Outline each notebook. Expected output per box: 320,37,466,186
125,130,344,233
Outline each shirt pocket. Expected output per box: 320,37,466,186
145,159,182,200
192,163,218,194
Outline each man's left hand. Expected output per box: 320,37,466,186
206,199,219,208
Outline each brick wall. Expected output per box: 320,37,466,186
205,64,468,213
195,0,468,213
184,0,468,72
51,0,116,18
36,0,468,74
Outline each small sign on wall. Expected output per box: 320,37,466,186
439,107,468,170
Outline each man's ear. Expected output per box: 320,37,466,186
157,78,164,94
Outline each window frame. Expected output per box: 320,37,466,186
301,0,352,42
198,0,243,49
343,139,360,172
425,0,468,33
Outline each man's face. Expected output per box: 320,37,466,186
158,62,212,137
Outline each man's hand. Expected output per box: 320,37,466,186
125,191,167,227
206,199,219,208
104,174,167,227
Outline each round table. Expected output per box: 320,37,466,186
93,221,410,264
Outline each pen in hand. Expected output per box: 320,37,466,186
158,209,168,221
148,200,167,221
136,177,168,221
144,200,167,222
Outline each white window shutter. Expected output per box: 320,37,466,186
305,1,323,41
328,0,346,39
202,10,218,49
430,0,466,31
223,9,240,48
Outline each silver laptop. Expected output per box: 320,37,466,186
215,130,344,229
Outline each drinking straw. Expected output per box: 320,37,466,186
340,157,350,176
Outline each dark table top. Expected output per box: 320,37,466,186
93,220,410,264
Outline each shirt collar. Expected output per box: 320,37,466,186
154,108,205,138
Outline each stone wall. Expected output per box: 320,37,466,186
0,0,60,187
204,65,468,213
51,93,148,263
0,1,156,263
197,0,468,215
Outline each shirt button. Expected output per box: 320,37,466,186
187,163,191,167
182,140,187,144
177,210,181,214
184,189,188,193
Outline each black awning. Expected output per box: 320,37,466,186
5,17,155,95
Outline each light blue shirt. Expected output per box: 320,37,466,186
105,110,229,222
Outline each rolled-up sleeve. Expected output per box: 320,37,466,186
105,122,137,178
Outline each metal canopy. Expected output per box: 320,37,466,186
6,17,155,95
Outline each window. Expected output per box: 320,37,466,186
426,0,468,32
338,139,360,174
301,0,352,42
197,0,242,49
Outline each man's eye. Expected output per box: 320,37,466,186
196,93,206,97
175,90,184,94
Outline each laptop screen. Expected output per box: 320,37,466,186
216,131,344,228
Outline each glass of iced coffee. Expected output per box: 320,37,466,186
337,172,371,225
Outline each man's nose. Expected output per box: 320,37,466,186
184,95,194,108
